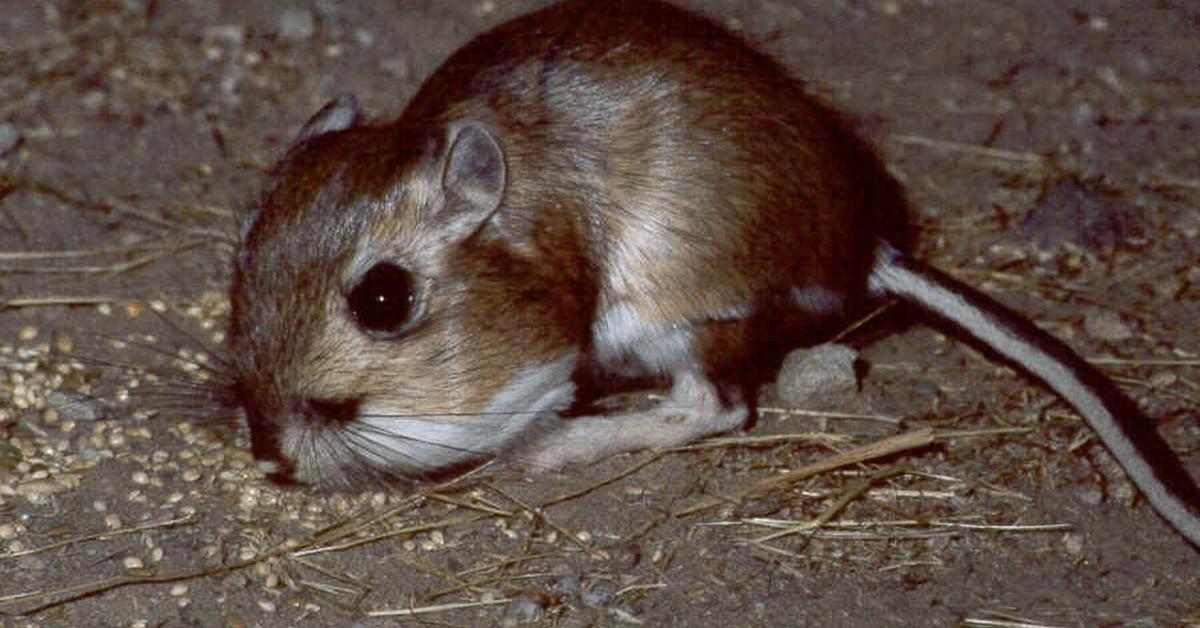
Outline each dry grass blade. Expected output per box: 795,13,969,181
424,491,515,516
366,598,512,618
669,432,852,451
827,299,896,343
674,428,936,517
0,515,195,560
963,616,1067,628
0,542,285,615
757,407,902,425
753,468,903,544
0,243,186,261
932,427,1033,440
0,296,119,309
0,482,470,614
1086,357,1200,367
889,134,1048,170
1153,172,1200,189
427,560,560,601
743,516,1070,540
540,452,664,508
0,240,206,276
934,522,1071,532
486,483,606,560
294,513,493,558
0,174,234,243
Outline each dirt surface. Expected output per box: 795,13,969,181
2,1,1199,626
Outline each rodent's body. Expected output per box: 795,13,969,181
230,0,1200,545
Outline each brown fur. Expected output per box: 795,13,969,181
229,0,909,484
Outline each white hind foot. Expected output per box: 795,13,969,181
513,370,748,471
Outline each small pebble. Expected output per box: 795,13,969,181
1072,101,1097,126
47,391,105,422
204,24,245,46
17,479,67,504
474,0,497,17
123,556,145,570
553,575,581,596
507,596,545,623
774,343,859,404
1062,533,1086,555
1083,308,1132,342
1076,485,1103,507
279,8,315,41
0,123,22,156
581,583,616,608
1149,371,1176,388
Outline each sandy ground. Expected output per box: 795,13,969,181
1,1,1198,626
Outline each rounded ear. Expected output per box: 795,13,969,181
436,123,507,242
296,93,362,143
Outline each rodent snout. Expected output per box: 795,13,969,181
245,395,363,484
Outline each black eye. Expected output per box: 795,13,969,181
347,262,417,334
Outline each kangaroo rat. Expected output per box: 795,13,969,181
229,0,1200,545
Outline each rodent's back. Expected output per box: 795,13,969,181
401,0,909,322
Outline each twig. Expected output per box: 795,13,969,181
674,428,935,517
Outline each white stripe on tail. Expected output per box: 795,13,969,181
869,243,1200,546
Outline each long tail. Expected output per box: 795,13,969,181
868,243,1200,546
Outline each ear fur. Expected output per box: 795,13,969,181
296,93,362,143
435,123,507,242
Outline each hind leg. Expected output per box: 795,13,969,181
514,369,748,470
512,319,753,470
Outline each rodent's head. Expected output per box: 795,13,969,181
229,97,586,488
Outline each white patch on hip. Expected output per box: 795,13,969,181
790,285,844,315
593,301,697,376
